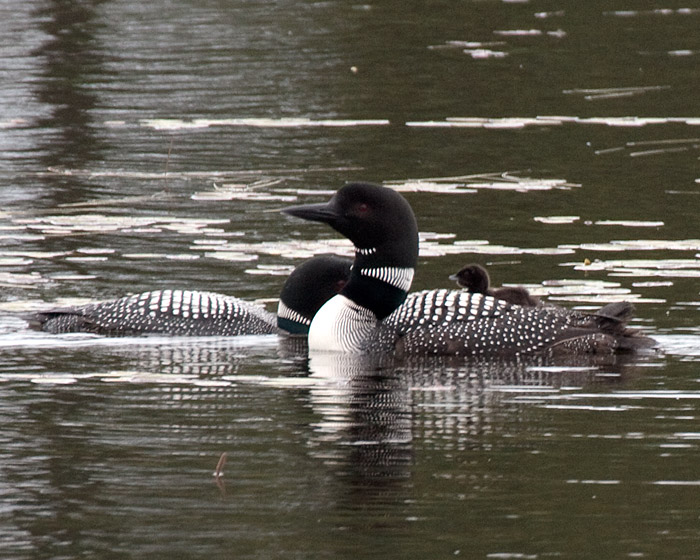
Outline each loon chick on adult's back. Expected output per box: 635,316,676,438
450,263,540,307
33,255,352,337
282,182,654,356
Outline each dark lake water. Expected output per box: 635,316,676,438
1,1,699,558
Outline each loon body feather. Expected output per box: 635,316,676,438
32,255,352,337
35,290,277,336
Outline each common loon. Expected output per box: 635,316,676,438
450,263,540,307
282,182,654,356
33,255,352,337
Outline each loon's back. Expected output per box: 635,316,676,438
34,290,277,336
382,290,651,357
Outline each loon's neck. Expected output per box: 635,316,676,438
276,299,311,335
308,247,415,352
343,247,414,320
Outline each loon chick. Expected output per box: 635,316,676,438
450,263,540,307
282,182,654,356
33,256,352,337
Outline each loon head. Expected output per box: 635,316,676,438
449,264,491,293
283,182,419,320
277,255,352,335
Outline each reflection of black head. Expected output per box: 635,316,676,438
277,255,352,334
32,1,105,168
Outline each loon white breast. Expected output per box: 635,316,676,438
282,182,655,356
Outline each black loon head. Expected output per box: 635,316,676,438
277,255,352,335
449,264,491,293
283,183,419,320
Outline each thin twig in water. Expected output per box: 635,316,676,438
164,137,174,193
214,452,227,478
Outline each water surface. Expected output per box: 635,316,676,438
1,1,699,558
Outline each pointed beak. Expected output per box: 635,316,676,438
281,202,339,224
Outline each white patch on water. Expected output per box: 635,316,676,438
534,216,580,224
562,258,700,279
464,49,508,59
407,116,700,128
386,172,580,193
594,220,664,227
139,118,391,130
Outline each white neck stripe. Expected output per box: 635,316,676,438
355,246,377,256
277,300,311,326
360,266,414,292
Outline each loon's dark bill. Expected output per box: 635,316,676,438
281,202,339,225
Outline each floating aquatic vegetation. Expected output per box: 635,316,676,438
76,247,116,255
386,172,580,193
594,220,665,227
388,181,477,194
196,238,355,262
562,258,700,279
595,138,700,157
417,238,575,258
191,181,298,202
534,11,565,18
604,8,700,17
564,86,670,101
428,40,506,50
139,118,390,130
65,256,109,263
494,29,566,38
494,29,544,36
427,40,509,59
0,297,95,312
406,116,700,128
561,240,700,253
13,214,230,237
534,216,580,224
244,264,296,276
464,49,508,59
0,271,48,287
407,116,565,129
122,253,170,259
49,273,97,281
204,251,259,262
0,257,33,266
539,279,630,299
633,281,675,288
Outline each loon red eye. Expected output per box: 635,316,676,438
356,202,369,214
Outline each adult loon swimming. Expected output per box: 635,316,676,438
282,182,654,356
33,255,352,337
450,263,540,307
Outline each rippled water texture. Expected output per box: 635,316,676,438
1,1,699,558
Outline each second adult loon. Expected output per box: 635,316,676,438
33,255,351,337
282,182,655,356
